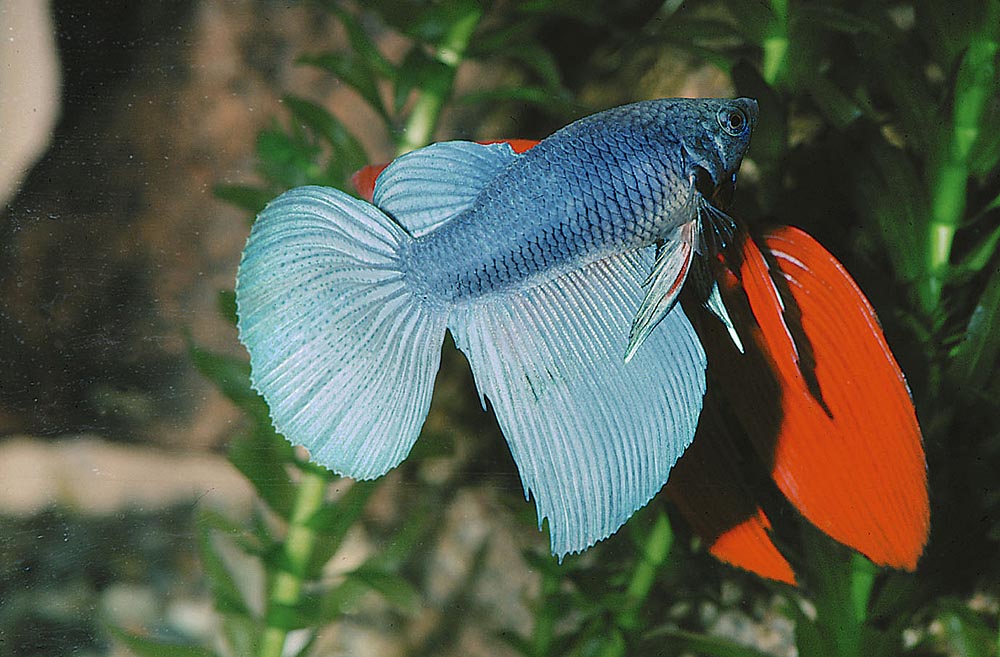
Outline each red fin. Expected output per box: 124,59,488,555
710,509,796,585
480,138,539,153
730,227,929,571
350,139,541,202
668,396,796,585
350,164,387,202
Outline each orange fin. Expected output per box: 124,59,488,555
668,394,796,585
730,227,929,570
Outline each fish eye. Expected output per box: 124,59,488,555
717,106,749,137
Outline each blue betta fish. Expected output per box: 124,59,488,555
236,97,758,558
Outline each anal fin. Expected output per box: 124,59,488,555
449,247,707,558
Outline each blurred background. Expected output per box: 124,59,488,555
1,1,997,656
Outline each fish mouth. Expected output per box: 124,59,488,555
691,165,737,210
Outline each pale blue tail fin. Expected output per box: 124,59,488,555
236,186,447,479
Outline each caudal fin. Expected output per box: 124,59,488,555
236,186,448,479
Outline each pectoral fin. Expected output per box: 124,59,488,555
625,220,697,362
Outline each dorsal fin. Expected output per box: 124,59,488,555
373,141,519,237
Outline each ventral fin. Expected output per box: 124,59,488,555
450,247,707,558
705,280,744,353
373,141,520,237
625,220,697,362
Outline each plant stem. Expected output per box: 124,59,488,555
762,0,789,86
618,510,673,632
530,563,560,657
259,467,329,657
922,22,998,311
395,5,482,156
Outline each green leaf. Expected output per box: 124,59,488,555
393,46,452,115
256,124,321,189
187,340,270,424
952,37,999,164
641,628,779,657
795,5,881,35
492,43,564,92
806,75,863,129
967,95,1000,177
851,139,930,283
298,52,390,121
665,17,744,44
227,427,297,519
726,0,776,45
950,265,1000,390
935,600,994,657
196,511,256,619
374,0,482,47
282,95,368,189
305,480,377,577
299,577,370,624
349,564,422,613
855,36,935,155
951,218,1000,278
108,628,221,657
213,183,275,216
217,289,237,326
220,614,261,657
457,86,576,113
322,3,396,80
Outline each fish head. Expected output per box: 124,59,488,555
679,97,757,210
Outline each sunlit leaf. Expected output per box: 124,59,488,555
221,614,261,657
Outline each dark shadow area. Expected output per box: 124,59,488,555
0,1,197,440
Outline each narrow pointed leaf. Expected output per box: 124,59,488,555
109,628,221,657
